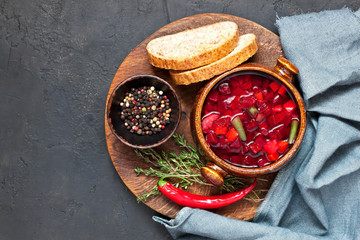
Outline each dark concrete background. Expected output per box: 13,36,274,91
0,1,358,239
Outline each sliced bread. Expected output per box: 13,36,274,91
146,21,239,70
169,33,258,85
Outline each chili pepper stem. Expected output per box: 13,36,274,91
158,175,191,187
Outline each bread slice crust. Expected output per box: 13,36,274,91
169,33,258,85
146,21,240,70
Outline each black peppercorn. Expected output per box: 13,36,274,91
118,85,171,136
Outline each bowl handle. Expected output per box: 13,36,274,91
274,58,299,83
201,162,228,186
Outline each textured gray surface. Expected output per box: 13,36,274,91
0,1,359,239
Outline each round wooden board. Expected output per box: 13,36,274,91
105,13,283,220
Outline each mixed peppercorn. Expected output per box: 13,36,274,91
119,86,171,135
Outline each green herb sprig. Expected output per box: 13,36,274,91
134,133,267,202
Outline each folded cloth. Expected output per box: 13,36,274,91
153,8,360,239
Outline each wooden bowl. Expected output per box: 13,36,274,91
106,75,181,149
191,58,306,186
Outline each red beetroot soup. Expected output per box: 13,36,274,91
201,71,300,168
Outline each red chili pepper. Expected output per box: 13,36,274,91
157,176,257,209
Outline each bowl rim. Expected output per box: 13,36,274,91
106,74,181,149
193,63,307,176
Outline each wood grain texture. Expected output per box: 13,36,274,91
105,13,283,220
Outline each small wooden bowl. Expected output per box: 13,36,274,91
191,58,306,186
107,75,181,149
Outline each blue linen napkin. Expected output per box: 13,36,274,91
153,8,360,239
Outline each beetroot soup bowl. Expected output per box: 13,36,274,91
191,58,306,186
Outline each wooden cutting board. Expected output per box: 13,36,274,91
105,13,283,220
